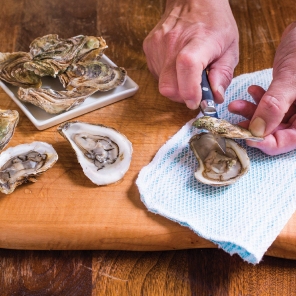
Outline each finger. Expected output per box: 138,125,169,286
208,40,239,104
247,85,266,104
246,128,296,155
159,61,182,103
228,100,257,120
249,78,296,137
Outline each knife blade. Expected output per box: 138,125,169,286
200,69,227,154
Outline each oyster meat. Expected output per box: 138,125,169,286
58,121,133,186
190,133,250,186
0,141,58,194
0,109,19,151
190,117,263,186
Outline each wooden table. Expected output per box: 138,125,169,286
1,0,296,295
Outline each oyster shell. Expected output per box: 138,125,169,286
192,116,264,141
0,109,19,151
190,116,262,186
58,121,133,186
25,34,108,77
17,86,92,114
18,61,127,114
0,141,58,194
59,60,127,91
0,52,41,88
190,133,250,186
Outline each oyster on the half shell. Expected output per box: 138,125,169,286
0,141,58,194
0,109,19,151
190,116,264,186
58,121,133,186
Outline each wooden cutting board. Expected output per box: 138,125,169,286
0,70,296,260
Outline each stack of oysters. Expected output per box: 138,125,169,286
0,34,126,114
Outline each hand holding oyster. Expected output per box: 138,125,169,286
190,116,264,186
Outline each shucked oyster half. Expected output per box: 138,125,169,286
190,116,263,186
0,109,19,151
0,141,58,194
190,133,250,186
58,121,133,186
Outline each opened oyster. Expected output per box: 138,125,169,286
0,141,58,194
0,109,19,151
190,116,263,186
58,121,132,186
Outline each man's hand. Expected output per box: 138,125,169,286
143,0,239,109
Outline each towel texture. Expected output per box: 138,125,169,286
136,69,296,264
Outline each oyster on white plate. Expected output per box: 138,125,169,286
190,116,264,186
0,141,58,194
58,121,133,186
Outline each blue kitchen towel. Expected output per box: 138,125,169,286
136,69,296,264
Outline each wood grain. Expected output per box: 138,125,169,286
1,0,296,294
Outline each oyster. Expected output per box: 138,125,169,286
18,61,126,114
190,116,263,186
25,34,108,77
59,60,127,91
0,52,41,88
0,109,19,151
193,116,264,141
17,86,92,114
58,121,133,186
190,133,250,186
0,141,58,194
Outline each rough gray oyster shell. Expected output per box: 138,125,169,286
25,34,108,77
0,52,41,88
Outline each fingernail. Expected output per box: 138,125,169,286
249,117,266,137
185,100,199,110
217,85,225,100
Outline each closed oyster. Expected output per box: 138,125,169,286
0,141,58,194
0,52,41,88
59,60,126,91
0,109,19,151
18,61,127,114
17,86,92,114
58,121,133,186
24,34,108,77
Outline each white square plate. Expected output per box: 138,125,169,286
0,55,139,130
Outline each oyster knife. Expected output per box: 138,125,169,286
200,69,227,154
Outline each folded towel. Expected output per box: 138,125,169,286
136,69,296,264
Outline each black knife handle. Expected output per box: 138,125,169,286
200,70,218,118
